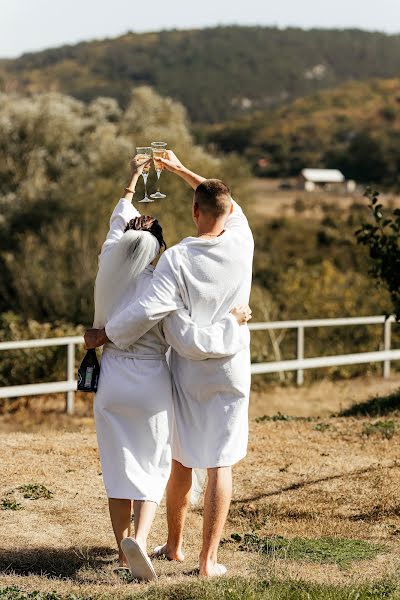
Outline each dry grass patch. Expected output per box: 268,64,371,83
0,377,400,597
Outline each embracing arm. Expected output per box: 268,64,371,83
163,306,251,360
101,250,184,350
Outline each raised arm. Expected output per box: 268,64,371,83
160,152,253,242
223,199,253,242
163,306,251,360
100,156,152,258
159,151,206,190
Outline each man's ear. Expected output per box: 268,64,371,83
193,201,200,218
229,201,234,215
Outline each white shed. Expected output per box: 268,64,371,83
301,169,345,191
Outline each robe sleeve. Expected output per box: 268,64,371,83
100,199,140,261
162,309,250,360
105,249,184,350
224,198,253,244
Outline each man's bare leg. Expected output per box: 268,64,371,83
199,466,232,576
159,459,192,561
133,500,158,555
108,498,132,566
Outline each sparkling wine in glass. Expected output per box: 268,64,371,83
136,146,153,203
150,142,167,199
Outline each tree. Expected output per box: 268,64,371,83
356,189,400,318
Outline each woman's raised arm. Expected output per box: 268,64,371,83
100,156,152,260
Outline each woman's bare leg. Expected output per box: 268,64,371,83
108,498,132,566
133,500,158,554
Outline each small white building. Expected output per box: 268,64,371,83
301,168,356,193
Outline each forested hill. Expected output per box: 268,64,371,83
199,78,400,185
2,26,400,123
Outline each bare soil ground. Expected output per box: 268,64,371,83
1,375,400,598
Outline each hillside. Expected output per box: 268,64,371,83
200,78,400,185
2,26,400,122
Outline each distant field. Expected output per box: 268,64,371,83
1,376,400,599
246,179,400,222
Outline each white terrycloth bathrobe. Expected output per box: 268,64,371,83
105,199,254,469
94,199,246,503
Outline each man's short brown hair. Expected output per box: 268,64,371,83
194,179,231,219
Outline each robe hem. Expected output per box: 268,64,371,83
105,492,162,505
171,451,247,469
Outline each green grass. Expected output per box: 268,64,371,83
0,498,22,511
16,484,53,500
232,534,386,568
313,422,331,432
254,413,314,423
1,579,399,600
362,420,397,440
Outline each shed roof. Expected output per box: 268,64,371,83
301,169,345,183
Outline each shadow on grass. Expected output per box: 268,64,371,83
231,461,399,505
0,546,114,579
338,389,400,417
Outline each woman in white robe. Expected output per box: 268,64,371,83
93,157,248,572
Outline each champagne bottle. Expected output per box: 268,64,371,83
77,349,100,393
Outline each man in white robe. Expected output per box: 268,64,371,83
85,152,254,577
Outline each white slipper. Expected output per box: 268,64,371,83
200,563,227,577
153,544,168,559
121,537,157,582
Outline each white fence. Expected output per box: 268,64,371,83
0,315,398,415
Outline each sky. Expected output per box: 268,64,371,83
1,0,400,58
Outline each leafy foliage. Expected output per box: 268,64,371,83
0,313,83,388
202,78,400,185
356,189,400,318
0,88,246,325
3,27,400,123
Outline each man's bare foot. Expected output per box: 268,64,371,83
153,543,185,562
199,562,227,577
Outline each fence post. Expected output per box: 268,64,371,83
296,326,304,385
66,342,75,415
383,319,392,379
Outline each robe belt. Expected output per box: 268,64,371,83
103,346,167,361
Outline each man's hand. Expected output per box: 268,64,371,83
230,305,252,325
159,150,185,174
84,328,109,349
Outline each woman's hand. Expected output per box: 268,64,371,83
230,304,252,325
130,155,152,176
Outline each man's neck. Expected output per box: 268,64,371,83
197,220,225,237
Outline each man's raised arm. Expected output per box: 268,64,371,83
159,151,206,190
160,151,253,241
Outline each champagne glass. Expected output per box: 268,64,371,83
136,146,153,203
150,141,167,199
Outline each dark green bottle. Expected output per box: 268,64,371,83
77,349,100,393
